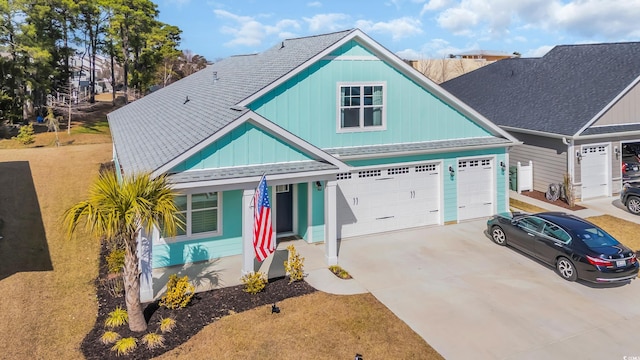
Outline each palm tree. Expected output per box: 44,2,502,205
64,170,181,332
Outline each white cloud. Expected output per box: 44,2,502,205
525,45,554,57
396,48,423,59
436,6,480,36
552,0,640,38
430,0,640,43
397,38,465,59
214,10,300,47
355,17,423,40
307,1,322,7
303,13,350,32
420,0,450,15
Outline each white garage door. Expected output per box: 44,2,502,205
457,158,494,221
581,145,609,199
337,163,441,239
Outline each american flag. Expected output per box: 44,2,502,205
253,175,274,262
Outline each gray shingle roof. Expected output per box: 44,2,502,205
441,42,640,137
108,30,355,175
324,137,512,158
168,161,337,184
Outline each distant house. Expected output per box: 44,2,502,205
408,50,517,84
442,42,640,200
108,29,520,301
69,54,113,95
452,50,518,61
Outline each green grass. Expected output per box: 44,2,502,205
71,120,110,135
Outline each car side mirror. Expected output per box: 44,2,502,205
511,219,518,226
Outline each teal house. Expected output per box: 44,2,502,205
108,29,520,301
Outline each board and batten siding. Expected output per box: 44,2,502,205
170,122,312,173
508,132,567,193
152,190,244,268
249,41,492,150
592,82,640,127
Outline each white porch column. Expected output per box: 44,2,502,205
242,189,256,275
324,180,338,265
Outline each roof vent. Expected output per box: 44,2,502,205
213,71,219,83
280,41,285,49
183,96,190,105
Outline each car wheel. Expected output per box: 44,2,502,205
491,226,507,246
626,196,640,215
556,257,578,282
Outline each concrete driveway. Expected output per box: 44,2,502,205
337,220,640,359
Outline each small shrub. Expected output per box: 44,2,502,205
158,317,176,333
13,123,35,145
284,245,305,283
329,265,352,279
99,331,121,345
141,333,165,350
106,248,125,274
105,306,128,328
159,274,195,309
240,271,267,294
111,337,137,356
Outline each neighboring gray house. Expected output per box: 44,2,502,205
442,42,640,200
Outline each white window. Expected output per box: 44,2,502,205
337,83,385,131
174,192,220,237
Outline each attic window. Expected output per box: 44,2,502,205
337,82,386,132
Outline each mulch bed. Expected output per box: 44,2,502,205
81,243,316,360
520,190,586,211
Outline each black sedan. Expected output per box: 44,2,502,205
487,212,638,283
620,183,640,215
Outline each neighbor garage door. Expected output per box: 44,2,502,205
457,158,494,220
580,145,609,199
336,163,441,239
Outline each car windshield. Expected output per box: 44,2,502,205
574,227,619,248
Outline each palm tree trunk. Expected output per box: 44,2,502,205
123,236,146,332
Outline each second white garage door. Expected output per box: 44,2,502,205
457,158,495,221
580,145,609,199
337,163,441,239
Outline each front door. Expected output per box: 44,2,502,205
276,184,293,233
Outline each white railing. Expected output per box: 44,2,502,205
517,161,533,193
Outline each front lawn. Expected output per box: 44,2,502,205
0,131,442,358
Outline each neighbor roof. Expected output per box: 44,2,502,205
108,30,355,175
441,42,640,137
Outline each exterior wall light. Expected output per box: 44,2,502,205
315,181,323,191
448,165,455,176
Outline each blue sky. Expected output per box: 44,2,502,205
156,0,640,60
